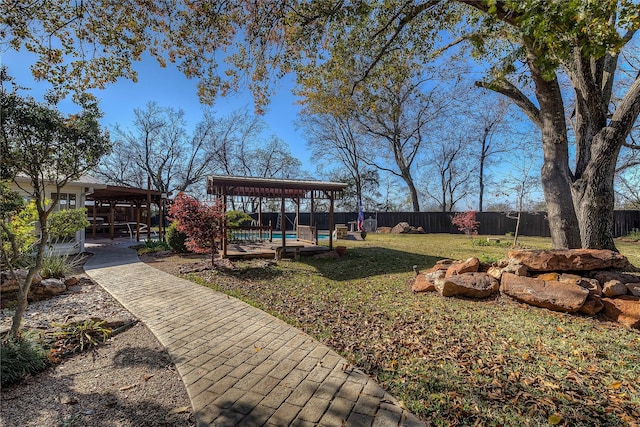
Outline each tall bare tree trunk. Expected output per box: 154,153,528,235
530,60,582,249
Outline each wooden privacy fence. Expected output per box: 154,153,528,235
254,211,639,238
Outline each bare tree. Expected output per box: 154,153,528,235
500,155,541,246
96,102,219,195
356,76,448,212
299,112,378,208
466,95,517,211
422,131,476,212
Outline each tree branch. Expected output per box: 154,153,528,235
475,79,542,128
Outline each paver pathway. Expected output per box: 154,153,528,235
84,243,424,427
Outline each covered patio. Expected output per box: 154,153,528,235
86,185,164,241
206,175,347,259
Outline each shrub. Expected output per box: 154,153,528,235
48,208,90,241
451,211,479,238
1,334,49,386
166,222,188,252
226,210,253,227
168,192,225,255
626,228,640,241
47,319,112,360
137,239,170,254
40,246,84,279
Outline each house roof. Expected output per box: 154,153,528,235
86,185,163,204
13,173,108,189
206,175,347,199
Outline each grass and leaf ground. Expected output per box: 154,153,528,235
178,234,639,426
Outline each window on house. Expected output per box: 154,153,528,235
53,193,77,210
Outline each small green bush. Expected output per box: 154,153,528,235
47,319,112,359
626,228,640,241
166,222,188,252
1,334,49,386
471,238,509,247
226,210,253,227
40,247,84,279
137,239,170,254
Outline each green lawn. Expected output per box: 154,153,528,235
189,234,640,426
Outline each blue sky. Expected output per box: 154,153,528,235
1,49,315,171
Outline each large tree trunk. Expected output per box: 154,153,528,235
405,174,420,212
540,139,582,249
530,59,582,249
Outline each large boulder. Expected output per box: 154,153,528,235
445,257,481,277
500,273,589,313
426,259,455,273
602,280,629,297
627,283,640,297
1,269,43,293
579,295,604,316
589,270,640,285
435,273,499,299
412,270,445,293
29,278,66,299
391,222,411,234
601,296,640,329
576,278,602,297
507,249,631,272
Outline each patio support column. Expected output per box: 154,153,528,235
92,201,97,239
146,177,152,241
109,201,116,240
310,192,316,244
281,188,286,250
329,191,335,250
135,202,141,242
222,187,228,258
295,197,300,239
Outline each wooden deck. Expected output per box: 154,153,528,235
225,240,331,260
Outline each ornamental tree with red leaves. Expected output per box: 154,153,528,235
451,211,479,239
168,192,225,259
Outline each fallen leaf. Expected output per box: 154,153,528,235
548,413,563,425
169,406,190,414
608,381,623,390
143,374,154,381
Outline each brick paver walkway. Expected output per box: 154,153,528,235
84,243,424,427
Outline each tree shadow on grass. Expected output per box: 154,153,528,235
301,246,443,281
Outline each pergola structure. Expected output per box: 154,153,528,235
207,175,347,258
86,185,164,241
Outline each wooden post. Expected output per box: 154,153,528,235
109,201,115,240
329,191,335,250
92,201,97,239
281,188,286,251
222,188,228,258
146,177,151,241
135,202,141,242
295,197,300,240
310,192,316,244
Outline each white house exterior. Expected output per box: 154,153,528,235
9,175,107,253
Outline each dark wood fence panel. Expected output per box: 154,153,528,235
251,211,639,238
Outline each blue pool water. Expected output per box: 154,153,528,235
267,232,329,240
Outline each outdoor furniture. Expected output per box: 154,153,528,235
347,221,358,232
335,224,348,239
271,243,305,261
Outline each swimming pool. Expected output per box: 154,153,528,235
266,232,330,240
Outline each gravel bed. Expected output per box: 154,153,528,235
0,270,194,427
